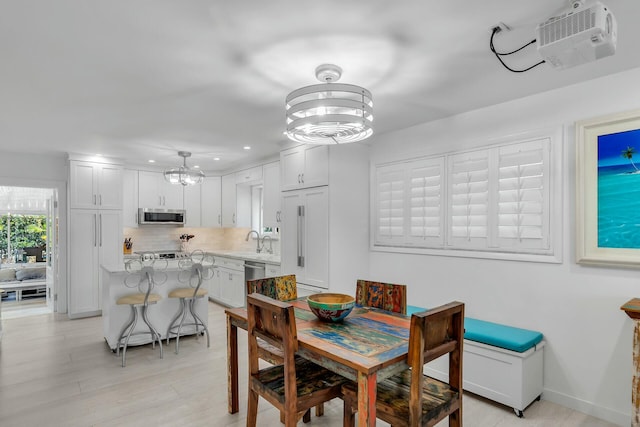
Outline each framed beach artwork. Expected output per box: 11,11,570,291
576,109,640,267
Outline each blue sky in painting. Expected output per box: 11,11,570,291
598,128,640,167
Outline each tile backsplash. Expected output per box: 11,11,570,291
123,226,280,255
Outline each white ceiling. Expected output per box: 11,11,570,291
0,0,638,173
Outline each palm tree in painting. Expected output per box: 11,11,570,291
621,146,639,171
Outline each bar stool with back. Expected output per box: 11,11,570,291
116,255,167,367
166,250,213,354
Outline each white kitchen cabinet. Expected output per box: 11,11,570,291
265,264,281,278
262,161,281,230
218,267,245,308
280,145,328,191
221,174,236,227
201,176,222,227
122,169,139,228
138,170,183,209
236,165,263,184
208,268,221,301
69,209,122,318
281,187,328,288
183,184,201,227
69,160,123,210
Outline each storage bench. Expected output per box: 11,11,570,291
408,306,545,417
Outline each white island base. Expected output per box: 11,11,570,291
101,265,208,351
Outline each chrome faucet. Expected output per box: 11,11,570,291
261,235,273,254
245,230,262,253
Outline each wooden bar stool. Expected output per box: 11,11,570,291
166,250,213,354
116,257,167,367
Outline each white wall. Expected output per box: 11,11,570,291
368,66,640,426
0,151,68,313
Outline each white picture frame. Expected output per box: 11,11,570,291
576,109,640,267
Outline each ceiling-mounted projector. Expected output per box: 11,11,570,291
536,0,617,70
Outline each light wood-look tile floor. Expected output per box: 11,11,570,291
0,301,619,427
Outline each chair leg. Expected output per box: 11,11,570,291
166,297,185,346
116,304,136,357
121,305,139,367
315,404,324,417
450,408,461,427
174,298,189,354
141,303,163,360
189,297,210,347
342,395,356,427
246,389,259,427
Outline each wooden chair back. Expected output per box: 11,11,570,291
247,274,298,302
342,301,465,427
355,279,407,314
247,293,298,370
407,301,465,425
246,293,347,426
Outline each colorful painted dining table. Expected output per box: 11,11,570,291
225,298,411,427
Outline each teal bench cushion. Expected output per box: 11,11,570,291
405,306,543,353
464,317,543,353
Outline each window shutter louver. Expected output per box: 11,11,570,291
496,138,550,250
408,159,444,246
448,151,490,248
375,164,406,244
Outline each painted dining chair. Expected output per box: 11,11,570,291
342,301,465,427
355,279,407,314
246,274,325,419
246,293,350,427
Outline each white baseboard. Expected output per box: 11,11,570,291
542,388,629,427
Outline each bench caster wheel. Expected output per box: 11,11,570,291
514,408,524,418
536,394,541,402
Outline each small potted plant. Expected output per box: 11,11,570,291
180,233,195,252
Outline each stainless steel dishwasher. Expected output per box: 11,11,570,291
244,260,265,282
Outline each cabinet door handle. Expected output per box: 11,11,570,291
297,174,301,184
93,214,97,247
163,195,166,206
159,195,162,206
93,194,96,205
218,214,221,225
297,205,305,267
232,213,235,224
99,194,102,206
99,214,103,247
301,173,304,183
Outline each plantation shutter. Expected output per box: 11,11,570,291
495,138,550,250
375,163,405,245
407,158,444,246
448,150,490,248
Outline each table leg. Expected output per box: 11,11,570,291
357,371,377,427
227,314,239,414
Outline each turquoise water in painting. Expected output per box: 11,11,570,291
598,164,640,248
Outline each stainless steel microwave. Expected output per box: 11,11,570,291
138,208,186,225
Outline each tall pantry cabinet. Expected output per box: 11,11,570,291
279,144,369,294
68,157,123,319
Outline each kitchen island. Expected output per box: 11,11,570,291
101,263,209,351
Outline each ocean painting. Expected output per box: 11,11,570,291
597,128,640,248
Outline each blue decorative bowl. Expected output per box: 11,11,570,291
307,293,355,322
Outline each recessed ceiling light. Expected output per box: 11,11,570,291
243,146,251,150
214,157,220,161
148,160,155,163
193,165,200,169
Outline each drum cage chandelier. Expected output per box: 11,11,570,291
164,151,205,186
285,64,373,145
